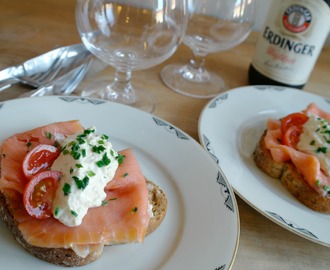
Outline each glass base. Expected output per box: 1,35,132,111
80,79,156,113
161,64,226,98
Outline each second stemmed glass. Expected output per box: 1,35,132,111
76,0,187,112
161,0,255,98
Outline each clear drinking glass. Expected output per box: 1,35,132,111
76,0,187,112
161,0,255,98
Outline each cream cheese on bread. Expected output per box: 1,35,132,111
297,114,330,176
51,127,119,227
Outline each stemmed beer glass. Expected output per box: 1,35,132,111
76,0,187,112
161,0,255,98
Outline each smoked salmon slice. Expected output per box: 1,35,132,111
264,104,330,197
0,121,150,249
0,120,83,195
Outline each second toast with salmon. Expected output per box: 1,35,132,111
253,103,330,213
254,131,330,213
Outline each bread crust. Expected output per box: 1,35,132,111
253,132,330,213
0,179,167,267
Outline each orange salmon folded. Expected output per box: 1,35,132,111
0,120,166,266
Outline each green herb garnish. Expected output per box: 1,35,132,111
46,131,52,140
62,183,71,196
102,134,109,140
87,171,96,177
316,147,327,154
96,153,111,167
73,176,89,190
101,200,108,206
92,145,106,154
71,210,78,217
76,137,85,144
131,207,138,214
116,154,126,164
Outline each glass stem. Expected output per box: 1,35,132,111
189,54,206,72
108,70,136,104
181,53,210,83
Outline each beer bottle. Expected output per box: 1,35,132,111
248,0,330,89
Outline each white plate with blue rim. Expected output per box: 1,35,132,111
198,85,330,247
0,96,239,270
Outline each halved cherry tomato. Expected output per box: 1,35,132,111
22,144,60,179
282,125,303,149
23,171,62,219
281,113,308,134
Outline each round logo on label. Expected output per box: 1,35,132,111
282,5,312,33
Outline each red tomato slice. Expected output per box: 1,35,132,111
23,171,62,219
22,144,60,179
282,125,303,149
281,113,308,134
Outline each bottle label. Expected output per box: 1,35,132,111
251,0,330,85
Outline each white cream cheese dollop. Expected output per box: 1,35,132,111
297,114,330,176
51,127,119,227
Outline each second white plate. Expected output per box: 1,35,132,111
198,85,330,247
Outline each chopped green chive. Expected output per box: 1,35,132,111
26,142,32,147
71,210,78,217
123,172,129,177
131,207,138,214
316,147,327,154
116,154,126,164
70,167,74,174
81,149,86,158
54,207,59,216
76,163,83,168
101,200,108,206
87,171,96,177
316,180,321,186
46,131,52,140
73,176,89,190
102,134,109,140
310,140,315,146
71,151,81,160
92,145,106,154
84,129,95,135
62,183,71,196
96,153,111,167
68,141,76,147
76,137,85,144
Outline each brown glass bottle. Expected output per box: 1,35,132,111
248,0,330,89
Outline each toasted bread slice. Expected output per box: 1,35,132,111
0,179,167,267
253,132,330,213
